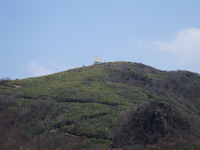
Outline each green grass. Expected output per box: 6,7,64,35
2,64,142,141
146,72,166,79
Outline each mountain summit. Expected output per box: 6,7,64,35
1,62,200,150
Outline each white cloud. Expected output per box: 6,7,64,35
145,28,200,67
29,61,53,77
154,28,200,53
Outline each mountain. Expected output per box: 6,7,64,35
0,61,200,150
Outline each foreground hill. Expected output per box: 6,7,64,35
0,62,200,150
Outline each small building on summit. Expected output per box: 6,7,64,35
94,57,102,64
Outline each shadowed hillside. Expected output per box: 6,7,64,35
0,62,200,150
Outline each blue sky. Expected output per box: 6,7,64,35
1,0,200,79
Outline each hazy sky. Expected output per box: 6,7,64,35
1,0,200,79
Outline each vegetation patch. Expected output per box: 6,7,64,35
1,62,200,150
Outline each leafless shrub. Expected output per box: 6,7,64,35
0,77,11,86
111,101,194,149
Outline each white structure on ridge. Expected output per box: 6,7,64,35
94,57,102,64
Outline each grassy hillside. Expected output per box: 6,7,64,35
1,62,200,150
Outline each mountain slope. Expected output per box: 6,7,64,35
1,61,200,150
